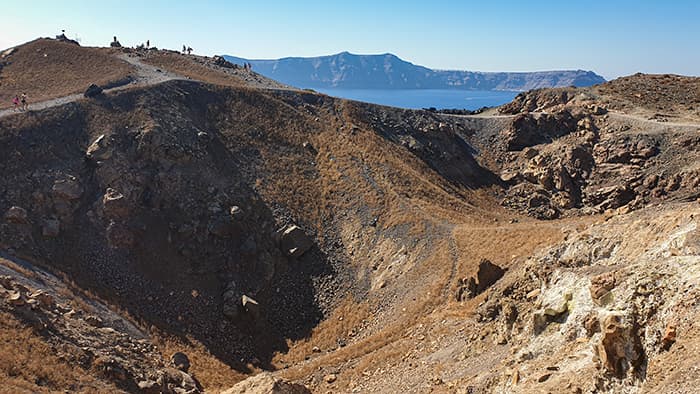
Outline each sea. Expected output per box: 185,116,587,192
316,88,519,110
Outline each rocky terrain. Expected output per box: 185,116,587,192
224,52,605,90
1,37,699,393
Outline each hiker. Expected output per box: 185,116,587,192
12,95,20,112
182,45,186,53
20,93,28,111
146,40,150,48
187,46,192,55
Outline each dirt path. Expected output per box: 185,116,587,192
0,53,184,119
607,111,700,128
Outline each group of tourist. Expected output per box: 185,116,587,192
12,93,28,112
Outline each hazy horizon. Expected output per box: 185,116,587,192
2,0,699,80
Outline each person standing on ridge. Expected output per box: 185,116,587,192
146,40,150,48
20,93,28,111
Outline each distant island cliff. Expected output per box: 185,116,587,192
224,52,606,91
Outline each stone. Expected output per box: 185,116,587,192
29,290,55,308
661,324,677,350
597,314,644,377
511,370,519,385
230,205,244,219
221,372,311,394
212,55,235,68
590,105,607,115
324,374,337,383
42,219,60,237
241,295,260,319
86,134,112,161
102,188,129,218
526,288,541,300
84,83,103,98
0,276,13,290
4,206,28,224
543,291,572,317
537,373,552,383
85,315,104,327
157,367,201,393
455,277,478,301
456,260,504,301
590,272,616,305
500,171,521,184
52,178,83,200
476,259,505,293
137,379,160,394
7,291,26,307
523,147,539,159
643,174,659,189
584,313,600,337
170,352,191,373
276,225,314,258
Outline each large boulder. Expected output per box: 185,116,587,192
475,259,505,293
102,188,130,219
221,372,310,394
84,84,104,98
170,352,191,373
241,294,260,320
455,259,505,300
596,314,644,378
275,225,314,258
86,134,112,161
156,367,201,393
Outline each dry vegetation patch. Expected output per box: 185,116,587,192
0,312,118,393
0,39,133,109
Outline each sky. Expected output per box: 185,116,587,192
2,0,698,80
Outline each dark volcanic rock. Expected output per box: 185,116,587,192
84,83,104,98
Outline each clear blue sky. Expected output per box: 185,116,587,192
2,0,698,80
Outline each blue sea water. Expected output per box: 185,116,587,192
316,88,519,110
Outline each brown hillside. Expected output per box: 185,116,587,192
0,39,133,109
1,39,700,393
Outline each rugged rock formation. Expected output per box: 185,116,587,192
1,38,699,393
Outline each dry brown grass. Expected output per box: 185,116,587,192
0,311,118,393
594,73,700,120
274,297,373,366
140,51,244,87
0,39,133,109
